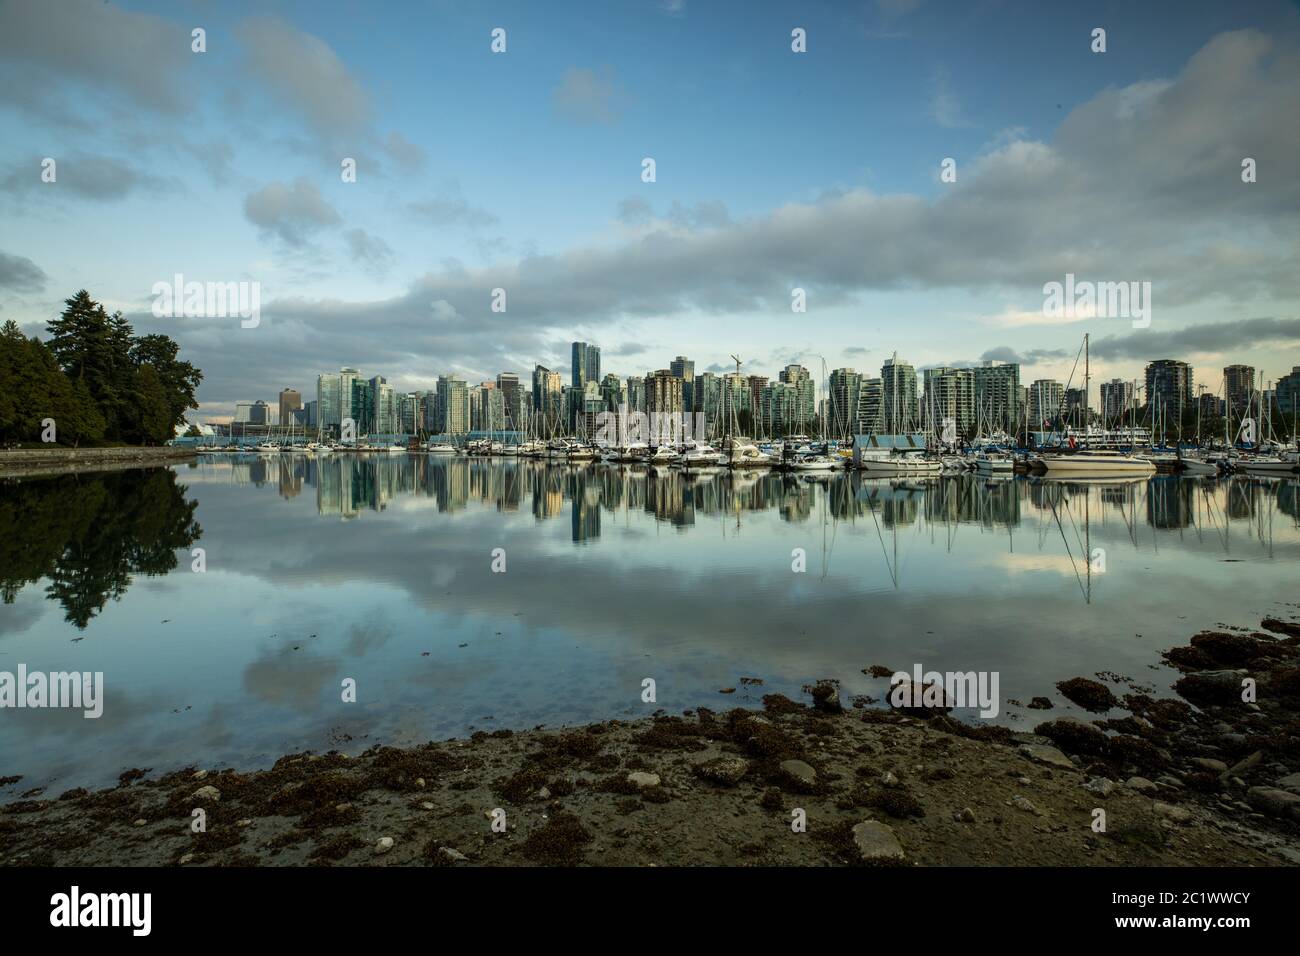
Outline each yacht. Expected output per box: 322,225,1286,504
679,442,725,468
646,445,679,466
722,437,773,468
856,450,941,476
783,454,842,473
1235,451,1299,476
427,443,456,454
974,451,1015,475
1038,449,1156,478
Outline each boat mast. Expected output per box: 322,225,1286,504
1083,332,1090,447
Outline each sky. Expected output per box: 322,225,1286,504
1,0,1298,422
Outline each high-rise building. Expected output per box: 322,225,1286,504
278,388,302,427
694,372,722,429
670,356,695,411
858,378,882,434
369,376,396,433
399,393,420,434
234,400,270,424
435,375,469,435
881,357,919,433
646,369,684,416
779,365,816,432
1027,379,1065,429
973,361,1021,435
1145,360,1193,420
571,342,600,389
496,372,523,431
532,365,563,432
828,368,863,438
1276,366,1300,415
922,367,975,437
1224,365,1256,416
1100,379,1137,423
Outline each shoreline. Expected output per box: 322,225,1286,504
0,447,197,479
3,620,1299,867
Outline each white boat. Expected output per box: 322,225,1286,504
679,443,725,468
646,445,679,466
784,454,841,473
427,443,457,455
1038,449,1156,478
1235,451,1299,475
608,441,649,463
385,443,407,454
723,437,773,468
255,442,279,454
1178,453,1220,476
974,451,1014,475
856,450,941,476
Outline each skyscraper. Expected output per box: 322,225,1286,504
922,367,975,436
881,357,919,433
1145,360,1194,420
435,375,469,435
278,388,302,428
1224,364,1256,416
1100,379,1137,423
973,361,1021,435
571,342,600,389
779,365,816,432
670,356,694,411
496,372,523,431
533,365,563,432
828,368,863,438
1027,379,1065,429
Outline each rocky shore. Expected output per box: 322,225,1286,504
0,446,196,479
3,618,1299,867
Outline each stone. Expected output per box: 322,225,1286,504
1019,744,1078,771
178,853,194,865
420,802,435,810
881,771,899,787
375,837,394,854
1228,751,1262,776
191,770,208,781
236,818,252,828
1190,757,1228,773
850,820,905,863
1083,777,1116,798
439,846,468,863
1153,801,1192,824
1276,773,1300,793
810,680,843,714
780,760,817,786
627,771,660,789
415,778,426,788
191,785,221,803
1125,776,1157,794
132,818,147,827
694,756,749,786
956,807,976,823
1011,795,1040,815
537,787,551,799
1246,787,1300,820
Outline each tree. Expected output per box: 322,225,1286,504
130,333,202,435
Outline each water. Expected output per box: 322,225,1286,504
2,455,1297,797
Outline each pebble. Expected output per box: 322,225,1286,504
191,770,208,781
537,786,551,799
421,802,435,810
415,778,426,788
1275,773,1300,793
375,837,394,854
1011,795,1041,815
132,818,147,827
956,807,976,823
881,771,899,787
851,820,905,862
178,853,194,865
1228,751,1262,776
1190,757,1228,773
439,846,468,863
627,772,660,789
1246,787,1300,821
191,785,221,803
236,818,252,828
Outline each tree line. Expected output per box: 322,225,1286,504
0,290,203,447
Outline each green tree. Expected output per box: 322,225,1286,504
130,333,203,435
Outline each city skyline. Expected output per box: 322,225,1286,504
1,1,1298,423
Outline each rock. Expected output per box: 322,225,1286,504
1017,777,1032,787
1125,776,1157,794
1155,775,1184,790
1175,669,1247,706
956,807,976,823
375,837,394,854
694,756,749,786
335,803,352,813
1033,717,1110,756
888,678,954,715
1228,751,1262,777
627,771,660,789
191,785,221,803
1153,801,1192,824
537,787,551,800
1011,795,1041,815
780,760,818,787
178,853,193,865
1246,787,1300,820
850,820,905,863
1083,777,1117,798
415,778,426,788
881,771,899,787
132,818,147,827
191,770,208,781
810,680,843,714
1019,743,1078,771
1055,677,1118,712
420,802,435,810
1026,697,1053,710
1190,757,1228,773
438,846,468,863
236,818,252,828
1276,773,1300,793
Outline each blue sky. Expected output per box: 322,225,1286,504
1,0,1298,420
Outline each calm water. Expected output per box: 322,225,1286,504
2,455,1298,796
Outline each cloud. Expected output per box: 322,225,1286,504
234,15,372,142
407,195,499,229
0,251,48,293
659,0,687,17
929,69,968,128
552,67,626,125
243,178,342,246
344,229,395,278
978,346,1071,366
0,0,192,117
2,154,176,202
1088,317,1300,362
